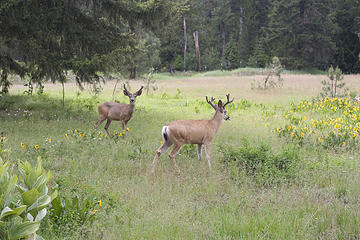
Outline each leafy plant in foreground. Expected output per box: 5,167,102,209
0,155,57,240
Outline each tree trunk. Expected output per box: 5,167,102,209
61,80,65,108
239,8,244,36
0,69,9,94
193,31,201,72
129,67,136,79
183,15,187,71
221,22,226,58
112,77,121,101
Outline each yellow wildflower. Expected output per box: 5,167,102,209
21,143,26,150
92,209,97,213
34,144,39,150
48,138,52,143
99,200,102,207
300,132,305,138
118,133,122,136
287,126,291,131
65,133,69,140
75,129,78,134
342,142,346,146
265,124,269,127
79,133,84,138
276,128,280,132
318,137,322,142
126,127,130,131
160,141,163,145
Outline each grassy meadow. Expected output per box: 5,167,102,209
1,72,360,239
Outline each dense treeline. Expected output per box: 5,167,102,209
0,0,360,93
161,0,360,73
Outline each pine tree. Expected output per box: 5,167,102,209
221,38,241,70
265,0,337,69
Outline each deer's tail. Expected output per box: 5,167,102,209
162,126,170,142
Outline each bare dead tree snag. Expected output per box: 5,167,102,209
193,31,201,72
183,15,187,71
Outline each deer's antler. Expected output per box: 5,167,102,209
223,93,234,108
206,96,217,110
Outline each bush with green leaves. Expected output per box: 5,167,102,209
0,153,57,240
320,65,348,98
143,68,158,95
219,141,299,186
251,56,284,90
43,194,99,238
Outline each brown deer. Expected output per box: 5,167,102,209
151,94,234,174
94,84,143,136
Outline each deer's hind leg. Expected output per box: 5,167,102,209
169,143,183,173
104,119,112,136
152,140,173,174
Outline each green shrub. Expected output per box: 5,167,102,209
219,141,299,186
43,194,98,238
0,151,57,240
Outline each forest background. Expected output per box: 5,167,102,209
1,0,360,91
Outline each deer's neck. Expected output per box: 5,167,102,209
128,103,135,113
209,110,223,132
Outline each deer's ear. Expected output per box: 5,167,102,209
123,84,130,96
136,86,143,96
218,100,223,108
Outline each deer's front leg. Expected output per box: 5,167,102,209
94,116,106,129
197,144,203,161
204,143,211,171
121,121,126,130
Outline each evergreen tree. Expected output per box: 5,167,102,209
0,0,178,89
221,38,241,70
333,0,360,73
265,0,337,69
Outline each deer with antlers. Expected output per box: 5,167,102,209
94,84,143,136
151,94,234,174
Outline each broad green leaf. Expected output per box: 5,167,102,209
33,174,48,191
34,158,43,179
0,162,9,179
1,206,15,219
1,206,27,219
39,185,48,196
27,213,34,221
16,184,28,194
12,206,26,216
28,195,51,212
50,190,58,202
35,208,46,222
24,172,36,189
21,188,40,206
8,221,40,240
50,196,62,217
2,175,18,207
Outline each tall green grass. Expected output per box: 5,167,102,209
0,85,359,239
